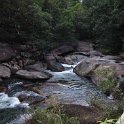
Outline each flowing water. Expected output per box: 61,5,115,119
0,63,116,124
42,63,107,106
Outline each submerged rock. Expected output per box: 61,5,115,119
15,91,45,106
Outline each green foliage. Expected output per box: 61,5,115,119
0,0,86,50
98,118,117,124
0,0,52,43
0,0,124,53
95,67,117,93
112,87,124,100
31,105,79,124
83,0,124,53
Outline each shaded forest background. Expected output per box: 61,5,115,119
0,0,124,54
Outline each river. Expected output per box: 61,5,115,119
0,63,117,124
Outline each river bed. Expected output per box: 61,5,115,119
0,63,117,124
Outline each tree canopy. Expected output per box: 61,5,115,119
0,0,124,53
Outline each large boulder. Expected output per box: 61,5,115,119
45,54,65,72
97,63,124,96
73,57,119,77
24,62,47,72
91,65,117,93
0,65,11,78
2,62,20,74
73,59,99,77
0,43,17,63
16,70,52,80
51,45,74,56
63,104,102,124
47,61,65,72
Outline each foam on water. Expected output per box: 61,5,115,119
0,93,29,109
48,69,82,82
48,63,82,82
62,64,76,69
14,91,40,97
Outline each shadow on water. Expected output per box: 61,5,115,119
0,107,27,124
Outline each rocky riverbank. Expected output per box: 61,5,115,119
0,41,124,124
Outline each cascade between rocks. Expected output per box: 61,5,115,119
0,62,119,124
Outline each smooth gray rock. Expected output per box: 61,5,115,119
16,70,52,80
0,65,11,78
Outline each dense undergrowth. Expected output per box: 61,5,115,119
30,105,79,124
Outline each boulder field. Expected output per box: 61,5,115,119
0,42,124,123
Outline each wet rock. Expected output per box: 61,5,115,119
63,104,102,124
0,43,17,63
51,45,74,56
29,96,45,106
24,62,47,72
17,92,45,106
16,70,52,80
77,41,93,52
0,65,11,78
